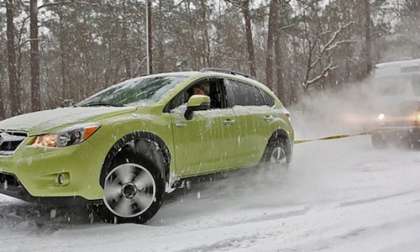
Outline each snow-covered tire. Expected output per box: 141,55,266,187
261,136,290,168
99,152,164,224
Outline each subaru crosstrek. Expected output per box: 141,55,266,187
0,69,294,223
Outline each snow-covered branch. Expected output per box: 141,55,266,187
302,22,353,90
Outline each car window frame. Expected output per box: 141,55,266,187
259,89,276,107
163,76,230,113
225,79,268,107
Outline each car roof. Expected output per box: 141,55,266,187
142,71,274,95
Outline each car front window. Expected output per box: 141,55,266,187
78,75,189,107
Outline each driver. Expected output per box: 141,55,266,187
193,85,206,95
190,82,209,97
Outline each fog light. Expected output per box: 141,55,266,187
56,173,70,186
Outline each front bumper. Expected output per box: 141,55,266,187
0,172,29,200
0,172,98,205
0,135,108,201
372,126,420,142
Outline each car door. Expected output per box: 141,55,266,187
225,79,273,167
168,78,237,177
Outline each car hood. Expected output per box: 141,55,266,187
0,106,136,135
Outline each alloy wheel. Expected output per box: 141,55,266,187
269,146,287,165
103,163,156,218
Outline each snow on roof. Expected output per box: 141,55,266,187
374,58,420,78
376,58,420,68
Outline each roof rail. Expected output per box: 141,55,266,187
200,68,254,79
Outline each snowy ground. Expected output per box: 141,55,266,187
1,134,420,251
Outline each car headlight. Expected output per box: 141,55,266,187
377,113,385,121
415,114,420,122
32,124,100,148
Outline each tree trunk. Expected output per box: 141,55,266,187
122,1,131,79
6,0,21,116
363,0,372,77
157,0,165,73
241,0,256,77
30,0,41,111
122,29,132,79
0,68,5,120
274,32,285,103
58,11,68,100
265,0,278,90
146,0,153,74
200,0,211,67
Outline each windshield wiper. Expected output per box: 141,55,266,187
80,102,125,107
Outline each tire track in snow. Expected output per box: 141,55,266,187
339,189,420,208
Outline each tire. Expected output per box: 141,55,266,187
99,152,164,224
371,134,387,149
261,136,290,167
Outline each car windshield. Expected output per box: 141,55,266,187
411,74,420,96
373,76,416,97
78,75,189,107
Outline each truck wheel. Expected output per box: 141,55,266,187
100,153,164,224
371,134,387,149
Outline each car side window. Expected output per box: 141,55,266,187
260,89,275,107
226,80,265,106
166,90,189,112
165,78,228,112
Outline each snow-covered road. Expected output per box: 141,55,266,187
1,135,420,252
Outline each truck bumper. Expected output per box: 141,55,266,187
372,126,420,144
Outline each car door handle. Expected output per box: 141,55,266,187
223,119,236,126
264,115,274,122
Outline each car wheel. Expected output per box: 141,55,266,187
100,153,164,224
371,134,387,149
262,137,290,167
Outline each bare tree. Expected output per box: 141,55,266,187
200,0,211,67
265,0,279,90
226,0,256,77
0,0,394,118
30,0,41,111
156,0,165,72
0,65,5,119
6,0,21,116
363,0,372,76
146,0,153,74
302,22,353,90
241,0,256,77
274,25,285,98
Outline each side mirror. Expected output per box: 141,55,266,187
62,99,74,107
185,95,211,120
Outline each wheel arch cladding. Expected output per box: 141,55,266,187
100,131,171,187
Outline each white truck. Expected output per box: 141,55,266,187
370,58,420,148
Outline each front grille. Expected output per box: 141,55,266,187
0,172,30,200
0,130,27,155
0,173,20,188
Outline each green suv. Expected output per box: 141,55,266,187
0,69,294,223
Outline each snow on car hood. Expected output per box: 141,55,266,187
0,106,136,135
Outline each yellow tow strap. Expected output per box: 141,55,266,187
294,132,371,144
